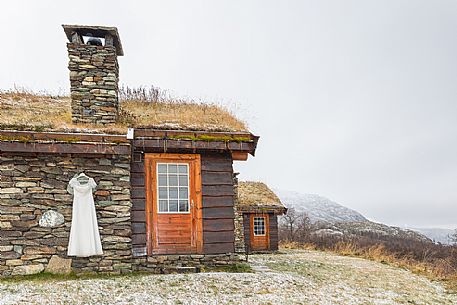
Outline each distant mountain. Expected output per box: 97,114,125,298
411,228,454,244
274,190,367,223
320,221,431,243
275,189,431,243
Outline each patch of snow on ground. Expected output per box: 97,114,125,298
0,250,456,305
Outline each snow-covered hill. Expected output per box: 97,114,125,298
274,190,367,223
411,228,454,244
275,189,431,243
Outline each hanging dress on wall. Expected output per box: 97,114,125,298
67,175,103,257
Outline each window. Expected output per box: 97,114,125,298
157,163,189,213
253,217,266,236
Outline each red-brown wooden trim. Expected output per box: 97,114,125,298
249,213,270,251
231,151,248,161
144,153,203,255
194,155,204,253
145,157,153,255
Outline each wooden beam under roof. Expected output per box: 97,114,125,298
0,141,130,155
0,130,128,143
0,128,259,156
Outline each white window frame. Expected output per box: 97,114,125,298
253,216,266,236
156,162,190,214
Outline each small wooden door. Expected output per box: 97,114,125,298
250,214,270,251
145,154,203,255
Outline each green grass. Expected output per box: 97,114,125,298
0,264,253,283
203,263,253,273
0,271,150,283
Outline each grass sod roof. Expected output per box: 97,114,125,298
0,89,248,134
238,181,286,213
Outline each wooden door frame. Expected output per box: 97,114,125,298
249,213,270,251
144,153,203,255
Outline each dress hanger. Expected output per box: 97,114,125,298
76,172,90,184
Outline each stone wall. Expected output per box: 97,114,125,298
67,43,119,125
232,174,246,253
0,153,132,276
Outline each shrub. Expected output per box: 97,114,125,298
279,211,457,281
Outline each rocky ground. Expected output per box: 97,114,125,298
1,249,455,305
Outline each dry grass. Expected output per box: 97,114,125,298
330,242,457,282
0,91,71,131
280,240,457,291
0,87,248,133
119,100,246,132
238,181,283,208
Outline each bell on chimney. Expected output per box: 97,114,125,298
86,33,103,46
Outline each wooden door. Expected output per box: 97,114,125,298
145,154,203,255
250,214,270,251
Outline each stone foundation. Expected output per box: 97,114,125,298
133,253,246,273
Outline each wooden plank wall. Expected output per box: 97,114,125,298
130,152,147,255
130,151,236,255
269,214,279,251
201,152,235,254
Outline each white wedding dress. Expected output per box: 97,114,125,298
67,177,103,257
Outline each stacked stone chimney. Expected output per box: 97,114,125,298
63,25,124,125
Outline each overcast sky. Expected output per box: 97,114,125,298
1,1,457,229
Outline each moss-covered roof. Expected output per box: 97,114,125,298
238,181,286,212
0,90,248,134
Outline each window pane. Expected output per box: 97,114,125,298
158,164,167,174
157,162,191,214
168,175,178,186
254,217,265,235
179,187,188,199
179,200,189,212
169,200,178,212
179,175,188,186
168,164,178,173
169,187,178,199
159,200,168,212
178,164,188,174
158,187,168,199
158,175,167,186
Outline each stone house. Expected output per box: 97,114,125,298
237,182,287,253
0,25,259,276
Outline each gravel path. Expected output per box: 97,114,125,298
0,249,455,304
